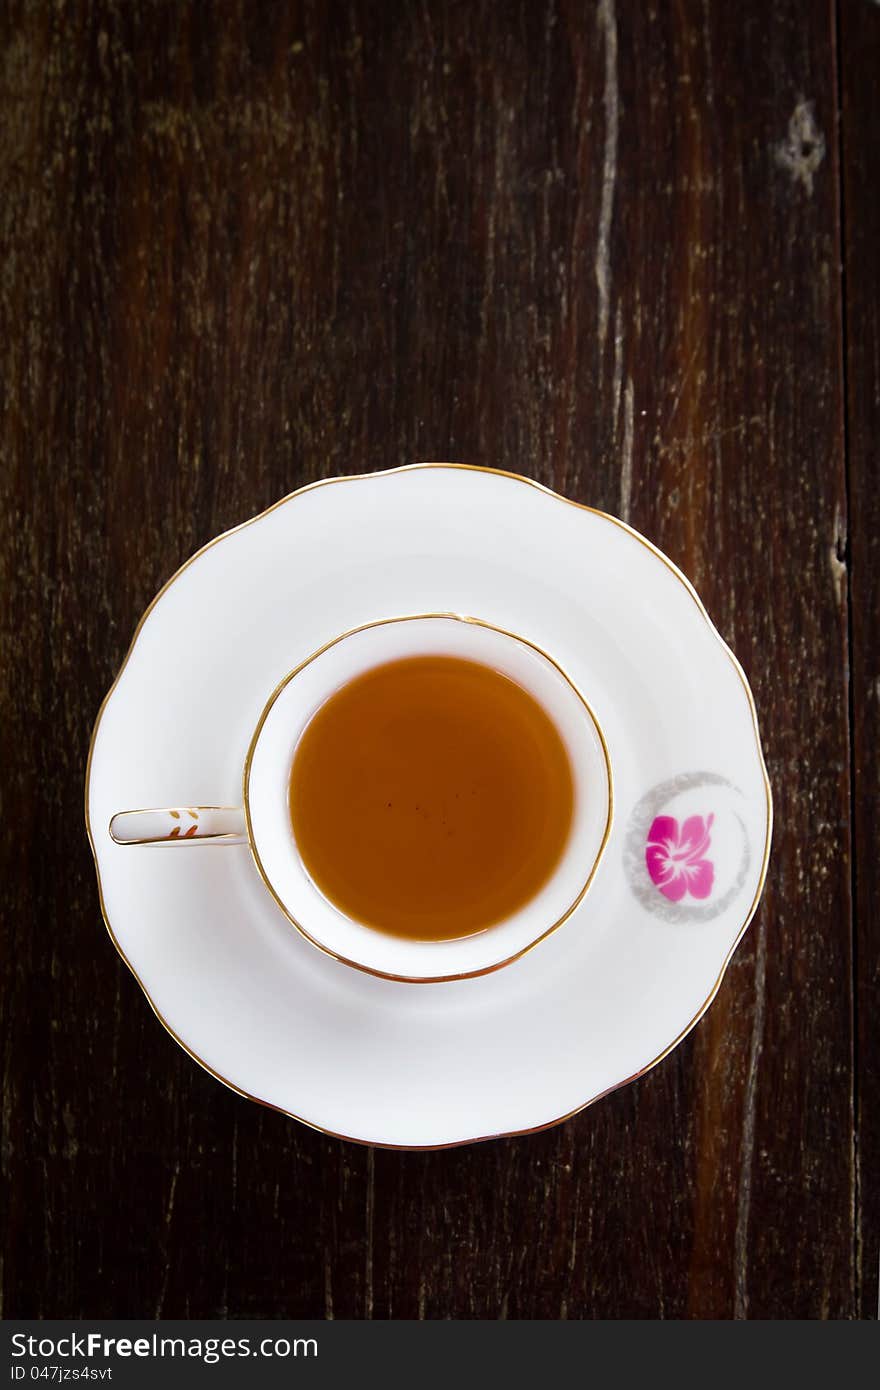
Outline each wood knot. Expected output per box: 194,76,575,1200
774,100,826,195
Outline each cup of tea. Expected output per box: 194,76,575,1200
109,615,612,981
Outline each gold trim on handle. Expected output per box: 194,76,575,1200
109,806,246,845
84,463,773,1150
242,613,614,984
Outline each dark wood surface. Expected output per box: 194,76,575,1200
841,0,880,1325
0,0,875,1319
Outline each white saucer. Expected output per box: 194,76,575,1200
86,465,771,1148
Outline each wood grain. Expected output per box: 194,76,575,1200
840,0,880,1324
0,0,867,1318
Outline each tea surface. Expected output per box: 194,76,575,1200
289,655,574,941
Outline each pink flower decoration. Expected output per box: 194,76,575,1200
646,813,715,902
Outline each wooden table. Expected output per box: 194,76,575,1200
1,1,877,1320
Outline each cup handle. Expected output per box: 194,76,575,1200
109,807,247,845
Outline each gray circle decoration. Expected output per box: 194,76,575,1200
623,771,751,924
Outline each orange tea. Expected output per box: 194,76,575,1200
288,655,574,941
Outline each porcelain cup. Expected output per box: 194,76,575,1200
109,614,612,981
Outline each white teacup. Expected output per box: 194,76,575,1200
109,615,612,981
